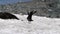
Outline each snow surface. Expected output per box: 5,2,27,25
0,14,60,34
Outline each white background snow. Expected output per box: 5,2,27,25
0,14,60,34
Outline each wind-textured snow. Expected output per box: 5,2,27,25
0,14,60,34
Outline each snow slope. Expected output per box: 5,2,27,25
0,14,60,34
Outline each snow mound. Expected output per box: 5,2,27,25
0,14,60,34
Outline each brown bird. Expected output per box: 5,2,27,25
27,10,37,21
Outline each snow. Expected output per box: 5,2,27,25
0,14,60,34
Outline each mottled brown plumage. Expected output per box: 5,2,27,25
27,10,37,21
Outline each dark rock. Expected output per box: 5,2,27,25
0,12,19,20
